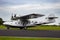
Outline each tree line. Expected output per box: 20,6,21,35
0,18,3,25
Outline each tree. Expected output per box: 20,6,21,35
0,18,3,25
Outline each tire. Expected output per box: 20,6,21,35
7,27,10,29
24,27,27,30
19,27,24,29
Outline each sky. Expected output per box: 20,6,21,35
0,0,60,25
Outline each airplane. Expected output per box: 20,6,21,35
3,13,58,30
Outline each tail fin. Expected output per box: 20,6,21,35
46,14,58,23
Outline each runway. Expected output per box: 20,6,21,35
0,30,60,38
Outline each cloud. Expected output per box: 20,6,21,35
0,2,60,22
3,3,60,11
0,0,60,6
0,3,60,15
0,2,60,14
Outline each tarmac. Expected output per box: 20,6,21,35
0,29,60,38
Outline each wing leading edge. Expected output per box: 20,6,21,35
12,13,44,20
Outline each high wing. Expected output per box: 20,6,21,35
19,14,44,19
12,13,44,20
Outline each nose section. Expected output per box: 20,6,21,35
3,22,7,25
3,22,6,25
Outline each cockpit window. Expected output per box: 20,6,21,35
35,21,37,23
15,22,17,24
18,22,20,24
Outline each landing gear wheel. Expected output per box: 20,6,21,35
24,27,27,30
7,27,10,29
19,28,24,30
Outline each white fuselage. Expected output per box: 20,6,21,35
3,19,39,27
3,18,54,28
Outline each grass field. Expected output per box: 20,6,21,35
0,25,60,30
0,25,60,40
0,36,60,40
28,25,60,30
